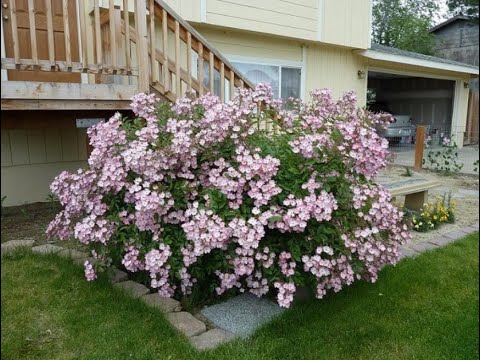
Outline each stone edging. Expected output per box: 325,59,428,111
0,240,234,350
2,221,478,350
399,222,479,259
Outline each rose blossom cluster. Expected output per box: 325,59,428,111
47,84,410,308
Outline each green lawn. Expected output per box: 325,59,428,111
2,234,479,360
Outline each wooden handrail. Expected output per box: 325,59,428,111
154,0,254,91
1,0,254,104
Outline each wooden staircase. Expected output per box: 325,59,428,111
1,0,254,110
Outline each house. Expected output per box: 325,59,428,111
430,15,479,70
1,0,479,206
430,15,479,144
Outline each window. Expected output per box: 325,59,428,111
190,54,303,101
231,61,302,100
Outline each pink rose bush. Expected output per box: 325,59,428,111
47,84,411,308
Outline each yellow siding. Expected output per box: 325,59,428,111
205,0,318,42
1,128,88,206
164,0,202,22
196,26,303,62
196,27,368,106
306,44,368,105
320,0,371,49
1,162,87,206
168,0,372,49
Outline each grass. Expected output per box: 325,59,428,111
2,233,479,360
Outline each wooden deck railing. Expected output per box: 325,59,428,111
1,0,254,103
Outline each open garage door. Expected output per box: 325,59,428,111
367,71,456,167
367,71,479,173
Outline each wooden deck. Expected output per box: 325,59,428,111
1,0,253,110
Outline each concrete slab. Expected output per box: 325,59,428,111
201,293,285,339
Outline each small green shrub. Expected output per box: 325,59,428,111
423,137,464,174
401,167,413,177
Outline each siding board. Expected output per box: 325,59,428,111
1,131,13,167
27,128,47,164
60,128,79,161
206,0,317,41
45,128,63,162
9,130,30,166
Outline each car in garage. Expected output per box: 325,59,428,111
368,102,416,145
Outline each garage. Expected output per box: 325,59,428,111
367,71,456,147
354,44,479,171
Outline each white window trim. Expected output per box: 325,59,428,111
227,55,305,100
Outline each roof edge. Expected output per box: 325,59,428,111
429,15,474,33
356,48,479,76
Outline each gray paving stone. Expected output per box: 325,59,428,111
113,280,150,298
428,236,456,247
410,241,438,253
190,328,235,350
108,268,128,283
140,293,182,313
201,293,285,338
464,225,479,234
166,312,207,337
444,229,469,241
1,239,35,255
31,244,64,254
57,249,89,259
399,246,418,259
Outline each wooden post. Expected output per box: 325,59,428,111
123,0,131,73
45,0,55,68
94,0,102,67
134,0,149,93
162,9,169,93
414,125,426,171
198,43,204,96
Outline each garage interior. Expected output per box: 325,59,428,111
367,71,456,147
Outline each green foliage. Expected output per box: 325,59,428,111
372,0,439,55
1,195,6,216
423,141,464,174
448,0,479,18
401,167,413,177
45,193,59,211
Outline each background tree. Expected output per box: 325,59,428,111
372,0,440,55
447,0,479,19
